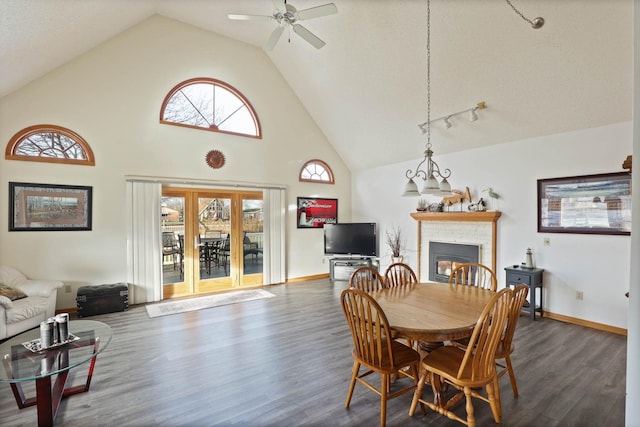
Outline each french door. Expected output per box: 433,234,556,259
161,187,263,298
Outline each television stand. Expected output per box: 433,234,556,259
329,257,379,282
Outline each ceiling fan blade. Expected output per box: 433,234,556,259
228,14,273,21
292,24,326,49
297,3,338,21
272,0,286,13
264,26,285,51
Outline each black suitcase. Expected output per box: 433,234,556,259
76,283,129,317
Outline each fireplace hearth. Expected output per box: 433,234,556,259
429,242,480,283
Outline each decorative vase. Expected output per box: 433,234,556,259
392,255,404,264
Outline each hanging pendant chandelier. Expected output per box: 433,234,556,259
402,0,452,197
403,0,539,197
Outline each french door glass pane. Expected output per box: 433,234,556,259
198,197,231,280
243,199,263,276
161,196,184,285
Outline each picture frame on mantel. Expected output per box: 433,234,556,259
537,172,631,235
9,182,93,231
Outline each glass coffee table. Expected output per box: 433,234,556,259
0,320,112,427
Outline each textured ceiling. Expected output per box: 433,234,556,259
0,0,633,171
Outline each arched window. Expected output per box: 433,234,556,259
5,124,95,166
299,159,334,184
160,77,261,139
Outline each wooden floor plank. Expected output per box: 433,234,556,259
0,278,626,426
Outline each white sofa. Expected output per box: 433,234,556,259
0,266,62,340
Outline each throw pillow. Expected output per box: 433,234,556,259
0,285,28,301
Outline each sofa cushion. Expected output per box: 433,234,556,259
0,266,27,288
5,296,49,323
0,285,28,301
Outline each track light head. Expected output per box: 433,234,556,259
469,109,478,122
444,117,452,129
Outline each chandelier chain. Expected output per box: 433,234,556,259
425,0,431,149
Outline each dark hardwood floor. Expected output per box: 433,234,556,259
0,278,626,426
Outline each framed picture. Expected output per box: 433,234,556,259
537,172,631,235
9,182,93,231
297,197,338,228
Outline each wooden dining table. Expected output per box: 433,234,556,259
369,281,496,343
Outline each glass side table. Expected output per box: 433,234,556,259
0,320,113,427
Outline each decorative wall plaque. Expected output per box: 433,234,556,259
205,150,225,169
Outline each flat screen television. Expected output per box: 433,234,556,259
324,223,377,257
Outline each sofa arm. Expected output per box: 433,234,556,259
15,280,63,298
0,295,12,309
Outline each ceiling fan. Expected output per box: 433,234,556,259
228,0,338,51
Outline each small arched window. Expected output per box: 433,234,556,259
299,159,334,184
5,124,95,166
160,77,261,139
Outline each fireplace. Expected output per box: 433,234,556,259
429,242,480,283
410,211,501,282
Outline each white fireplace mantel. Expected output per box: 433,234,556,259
410,211,502,281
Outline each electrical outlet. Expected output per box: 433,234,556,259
576,291,583,300
543,237,550,246
64,285,72,293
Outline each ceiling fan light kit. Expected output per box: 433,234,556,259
228,1,338,51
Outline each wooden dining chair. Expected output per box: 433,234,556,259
349,266,386,292
340,288,421,427
449,262,497,292
495,284,529,398
384,263,417,288
383,263,419,350
409,287,512,427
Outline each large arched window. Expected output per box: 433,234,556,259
5,124,95,166
299,159,334,184
160,77,261,139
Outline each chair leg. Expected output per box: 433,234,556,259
486,379,502,423
493,375,502,419
381,374,388,427
505,354,519,397
345,361,359,408
411,362,427,415
463,386,476,427
408,366,429,416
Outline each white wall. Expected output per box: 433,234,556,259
0,15,350,308
354,122,632,329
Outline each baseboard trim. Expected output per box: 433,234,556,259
287,273,330,283
544,311,627,336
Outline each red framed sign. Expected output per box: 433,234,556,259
297,197,338,228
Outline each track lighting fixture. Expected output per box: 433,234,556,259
417,101,487,133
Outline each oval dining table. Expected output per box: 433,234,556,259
369,281,496,343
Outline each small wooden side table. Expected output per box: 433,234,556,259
505,266,544,320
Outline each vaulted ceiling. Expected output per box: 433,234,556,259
0,0,632,172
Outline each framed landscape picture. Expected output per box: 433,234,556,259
9,182,93,231
297,197,338,228
537,172,631,235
